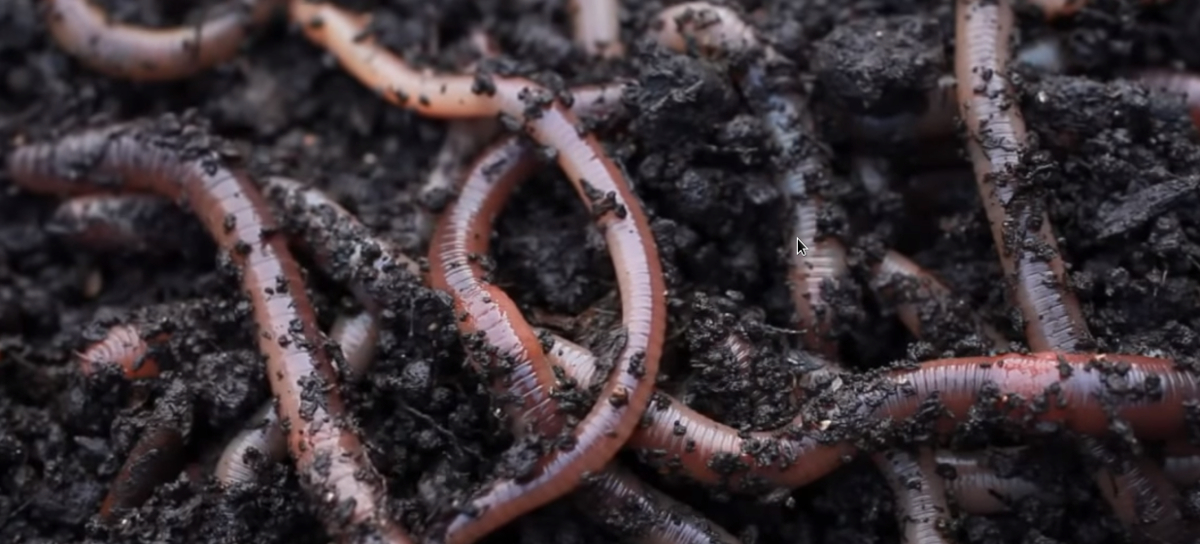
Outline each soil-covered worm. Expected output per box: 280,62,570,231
42,0,284,81
48,194,201,254
1137,70,1200,128
873,448,953,544
1082,438,1193,544
933,449,1047,514
76,299,216,380
99,379,191,521
955,0,1091,352
290,5,664,543
653,1,847,359
869,250,1010,351
216,310,378,485
5,114,414,544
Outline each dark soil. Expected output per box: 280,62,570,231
3,0,1200,543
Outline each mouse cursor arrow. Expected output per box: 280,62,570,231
796,238,808,257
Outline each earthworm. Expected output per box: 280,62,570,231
426,128,664,544
99,379,191,521
1136,70,1200,128
873,448,953,544
933,448,1046,514
568,0,624,58
78,323,166,380
42,0,283,81
869,250,1010,350
955,0,1091,352
1028,0,1168,20
5,116,413,543
652,3,848,359
1163,445,1200,486
216,310,378,486
847,76,958,144
1084,438,1191,543
573,464,742,544
48,194,198,253
296,2,663,538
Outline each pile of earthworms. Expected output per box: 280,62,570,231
5,0,1200,543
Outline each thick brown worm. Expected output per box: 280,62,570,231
1136,70,1200,128
99,380,191,521
42,0,284,81
934,449,1047,514
1084,438,1192,544
6,115,414,543
870,250,1010,350
216,310,378,486
873,448,953,544
568,0,624,58
955,0,1091,352
294,2,661,539
48,194,199,253
574,464,742,544
78,323,166,380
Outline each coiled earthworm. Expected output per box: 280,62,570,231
573,464,742,544
568,0,624,59
1083,438,1191,543
1136,70,1200,128
78,323,166,380
955,0,1091,352
873,448,953,544
215,310,378,485
933,449,1046,514
291,0,663,536
99,379,191,521
651,2,775,63
42,0,284,81
426,125,664,544
48,194,199,254
869,250,1010,350
5,115,413,544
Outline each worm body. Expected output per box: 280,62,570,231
296,2,665,538
78,323,165,380
575,465,742,544
568,0,624,58
216,311,379,486
934,449,1045,514
954,0,1090,352
1137,70,1200,128
49,194,197,253
870,250,1009,350
99,380,190,521
1085,439,1191,543
43,0,282,81
874,448,953,544
6,117,413,543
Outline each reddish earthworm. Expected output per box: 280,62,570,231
873,448,953,544
42,0,284,81
1084,438,1191,543
567,0,624,59
216,310,378,486
870,250,1010,350
574,464,742,544
99,379,191,522
48,194,198,253
78,323,166,380
294,0,663,536
6,116,413,543
651,2,776,63
934,448,1047,514
1136,70,1200,128
955,0,1091,352
426,129,665,544
1163,446,1200,487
